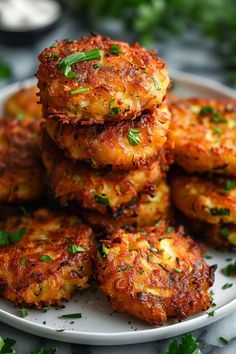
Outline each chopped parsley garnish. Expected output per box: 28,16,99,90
166,333,202,354
19,308,28,318
0,60,12,79
128,128,141,146
209,208,230,216
219,336,229,345
58,49,101,78
0,227,27,246
40,255,53,262
98,243,110,258
42,307,51,313
109,98,116,106
92,63,102,69
222,179,236,193
222,261,236,276
220,227,230,239
110,43,122,55
174,268,182,274
207,310,215,317
68,244,86,254
212,113,226,123
222,282,233,289
0,337,16,353
20,257,27,266
46,53,59,60
212,126,221,136
59,313,82,319
109,106,121,115
70,87,90,95
199,106,214,115
167,226,174,233
203,254,212,259
94,194,110,208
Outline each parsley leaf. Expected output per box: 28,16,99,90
128,128,141,146
222,261,236,276
219,336,229,345
222,179,236,193
40,255,53,262
209,208,230,216
109,106,121,115
0,227,27,246
68,244,86,254
70,87,90,95
0,336,16,353
0,60,12,79
19,308,28,318
220,227,230,239
166,333,202,354
59,313,82,319
98,243,110,258
94,195,110,207
222,283,233,289
110,43,122,55
20,257,27,266
199,106,214,115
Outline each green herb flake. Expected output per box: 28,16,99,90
0,336,16,353
209,208,230,216
58,48,101,78
68,244,86,254
222,261,236,276
0,227,27,247
109,98,116,106
19,308,28,318
42,306,51,313
110,43,122,55
219,336,229,345
222,282,233,289
70,87,90,95
40,255,53,262
59,313,82,319
207,310,215,317
0,60,12,79
222,179,236,193
167,226,174,233
46,53,59,60
109,106,121,115
20,257,27,266
203,254,212,259
98,243,110,258
220,227,230,239
212,113,227,123
212,126,222,136
94,194,110,207
166,333,202,354
92,63,102,69
200,106,214,115
174,268,182,274
128,128,141,146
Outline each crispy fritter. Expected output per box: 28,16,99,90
0,208,94,309
0,118,44,203
45,102,170,170
37,35,169,125
4,86,42,123
171,170,236,224
82,178,171,234
170,98,236,175
95,225,215,324
40,131,164,214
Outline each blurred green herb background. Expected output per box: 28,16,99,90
67,0,236,86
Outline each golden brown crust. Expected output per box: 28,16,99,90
0,208,94,309
0,117,45,203
37,35,169,125
171,170,236,224
170,98,236,175
95,225,215,324
40,131,165,214
4,86,42,123
45,103,170,170
82,178,171,234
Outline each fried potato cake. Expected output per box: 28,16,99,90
0,117,44,203
0,208,94,309
4,86,42,123
40,131,163,214
171,170,236,225
82,178,171,235
45,102,170,170
37,35,169,125
95,225,215,324
170,98,236,175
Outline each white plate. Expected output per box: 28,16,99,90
0,72,236,346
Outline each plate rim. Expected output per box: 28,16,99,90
0,71,236,345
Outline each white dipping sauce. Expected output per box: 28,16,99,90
0,0,61,31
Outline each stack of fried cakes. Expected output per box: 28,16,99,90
37,35,172,234
170,98,236,249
